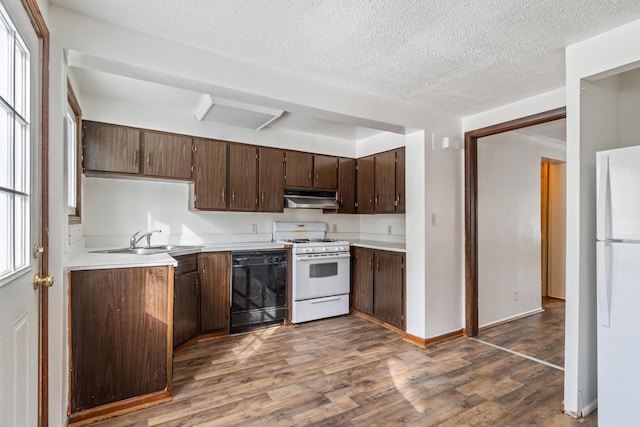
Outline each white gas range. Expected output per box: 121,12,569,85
273,222,350,323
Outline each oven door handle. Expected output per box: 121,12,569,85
295,253,351,261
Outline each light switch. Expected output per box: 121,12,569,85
431,213,437,226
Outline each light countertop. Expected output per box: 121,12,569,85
349,240,406,253
67,241,288,271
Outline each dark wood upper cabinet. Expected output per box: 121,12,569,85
284,151,314,189
374,150,397,213
395,148,405,213
192,138,228,210
229,144,258,211
142,131,192,179
337,158,356,213
352,247,374,315
173,255,199,349
199,252,231,334
70,266,171,413
356,155,375,214
258,147,284,212
83,121,141,174
314,154,338,190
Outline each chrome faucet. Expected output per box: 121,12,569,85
129,230,161,249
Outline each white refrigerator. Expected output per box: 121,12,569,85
596,146,640,426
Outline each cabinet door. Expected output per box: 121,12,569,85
229,144,258,211
258,147,284,212
314,154,338,190
199,252,230,333
70,267,169,412
337,158,356,213
395,148,405,213
374,150,397,213
352,247,374,315
373,252,405,330
356,155,375,214
173,270,199,348
83,121,140,174
142,131,192,179
192,138,227,210
285,151,314,189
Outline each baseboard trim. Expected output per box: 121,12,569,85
68,390,171,426
580,398,598,418
479,307,545,331
352,311,405,335
404,329,464,348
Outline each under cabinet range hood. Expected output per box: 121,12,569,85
284,189,339,209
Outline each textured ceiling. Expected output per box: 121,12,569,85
52,0,640,116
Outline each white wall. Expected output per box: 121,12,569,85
477,132,565,327
565,18,640,417
462,88,566,133
82,177,361,246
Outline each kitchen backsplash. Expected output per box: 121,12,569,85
83,177,405,247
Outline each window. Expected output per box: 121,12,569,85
66,79,81,223
0,2,30,278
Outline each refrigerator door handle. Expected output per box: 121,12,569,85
597,242,612,327
597,154,610,241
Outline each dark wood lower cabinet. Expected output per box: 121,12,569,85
173,255,199,348
351,247,405,330
352,247,374,315
199,252,231,334
373,251,405,329
69,266,172,416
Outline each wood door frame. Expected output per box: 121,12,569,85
19,0,50,425
464,107,566,337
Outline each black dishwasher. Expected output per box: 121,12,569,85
231,250,287,334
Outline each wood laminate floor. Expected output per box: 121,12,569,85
476,298,565,369
93,313,596,426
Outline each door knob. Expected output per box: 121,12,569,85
33,274,55,289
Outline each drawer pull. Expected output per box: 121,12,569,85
311,298,341,304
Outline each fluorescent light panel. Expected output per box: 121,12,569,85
194,95,283,130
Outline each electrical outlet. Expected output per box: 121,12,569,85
251,224,258,234
387,225,392,234
513,289,518,301
431,213,437,226
331,224,338,233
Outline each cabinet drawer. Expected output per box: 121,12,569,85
174,254,198,274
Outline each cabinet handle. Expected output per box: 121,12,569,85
133,150,138,165
369,258,372,269
221,189,225,203
396,193,401,207
146,153,151,166
369,197,373,207
201,265,206,280
232,190,235,203
377,260,380,271
316,171,319,182
308,171,312,182
261,191,265,205
375,195,378,206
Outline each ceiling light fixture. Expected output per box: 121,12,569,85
194,94,284,130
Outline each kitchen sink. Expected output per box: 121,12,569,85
90,245,202,255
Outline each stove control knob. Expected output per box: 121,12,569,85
305,248,313,253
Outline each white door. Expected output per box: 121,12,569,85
0,1,42,426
